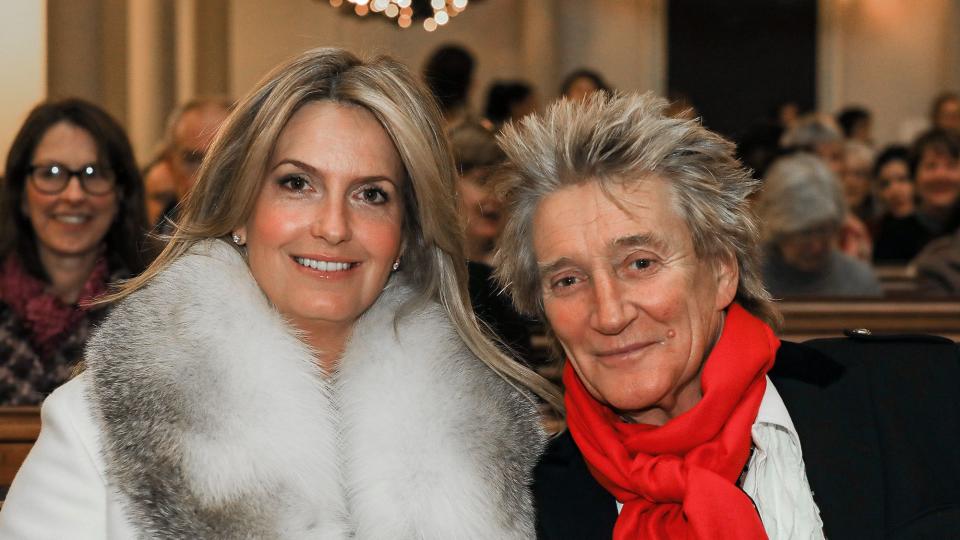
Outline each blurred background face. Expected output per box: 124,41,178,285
533,178,734,423
915,148,960,215
565,76,600,101
170,105,229,199
239,101,405,351
814,141,845,178
841,154,871,209
777,223,838,273
457,167,501,261
22,121,118,263
935,98,960,132
876,159,914,218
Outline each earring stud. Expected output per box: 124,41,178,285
392,259,400,271
232,233,244,246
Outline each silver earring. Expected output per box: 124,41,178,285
232,233,244,246
392,259,400,271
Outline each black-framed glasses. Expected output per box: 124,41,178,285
28,163,116,195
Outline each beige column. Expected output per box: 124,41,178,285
127,0,175,162
175,0,198,104
0,1,47,166
47,0,102,102
520,0,560,101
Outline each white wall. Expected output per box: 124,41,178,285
820,0,960,145
0,1,46,167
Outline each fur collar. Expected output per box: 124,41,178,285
84,240,544,539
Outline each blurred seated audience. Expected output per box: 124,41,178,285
483,80,537,131
781,113,872,260
559,68,611,101
930,91,960,133
836,105,873,146
0,99,146,405
841,140,875,222
756,153,882,298
422,43,476,129
151,97,231,234
449,121,533,361
912,128,960,238
871,145,931,263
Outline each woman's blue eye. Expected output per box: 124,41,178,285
359,186,389,204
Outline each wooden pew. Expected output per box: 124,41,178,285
0,407,41,502
875,265,919,297
777,298,960,341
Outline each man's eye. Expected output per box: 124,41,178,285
631,259,652,270
552,276,579,289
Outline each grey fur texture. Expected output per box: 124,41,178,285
84,240,545,539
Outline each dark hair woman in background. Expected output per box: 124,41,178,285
0,98,146,405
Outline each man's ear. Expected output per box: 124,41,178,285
713,253,739,310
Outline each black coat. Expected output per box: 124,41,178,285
534,334,960,539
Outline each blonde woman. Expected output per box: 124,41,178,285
0,48,553,538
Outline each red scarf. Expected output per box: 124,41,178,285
0,254,109,357
563,303,779,540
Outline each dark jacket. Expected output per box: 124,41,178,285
534,334,960,539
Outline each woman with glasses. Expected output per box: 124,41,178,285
0,98,146,405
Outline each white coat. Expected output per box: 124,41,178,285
0,240,545,539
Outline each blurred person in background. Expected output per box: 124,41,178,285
912,128,960,238
422,43,476,129
0,98,147,405
781,114,872,260
841,140,875,222
559,68,611,102
836,106,873,146
147,97,231,233
756,153,882,298
483,80,537,131
930,91,960,133
871,145,930,263
450,121,534,362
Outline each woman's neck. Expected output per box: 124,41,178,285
38,247,100,304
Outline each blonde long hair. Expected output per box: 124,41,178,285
110,47,561,409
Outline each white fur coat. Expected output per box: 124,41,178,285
83,240,545,539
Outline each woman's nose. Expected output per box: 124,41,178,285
589,275,638,335
310,198,351,244
60,176,87,202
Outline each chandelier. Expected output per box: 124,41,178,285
326,0,473,31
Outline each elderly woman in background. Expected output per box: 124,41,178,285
756,153,882,298
0,99,146,405
494,92,960,539
0,48,551,538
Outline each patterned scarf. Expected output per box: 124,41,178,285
563,303,779,540
0,254,109,357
